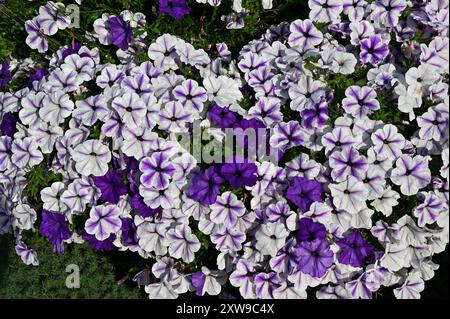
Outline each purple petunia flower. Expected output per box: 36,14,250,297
28,68,48,88
186,166,224,205
39,210,71,254
285,177,323,212
0,60,12,90
158,0,191,21
360,35,389,66
121,217,138,246
82,232,116,252
295,238,334,278
296,218,327,242
208,104,241,129
107,16,133,51
336,230,373,268
329,146,368,182
93,169,127,204
371,0,407,28
191,271,206,296
220,158,258,189
61,41,82,60
0,113,16,137
139,152,176,190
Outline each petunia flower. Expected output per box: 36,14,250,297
39,91,74,125
11,137,44,168
158,0,191,21
73,95,109,126
203,75,243,107
371,0,407,28
186,166,224,205
390,155,431,196
166,224,201,263
210,191,246,227
107,15,133,51
329,146,368,182
296,217,327,242
413,192,445,227
288,19,323,48
254,222,289,257
285,176,323,212
211,225,246,252
25,18,49,53
336,230,373,268
371,124,406,159
85,204,122,241
139,151,176,190
173,79,207,113
39,210,71,254
342,86,380,118
308,0,343,24
254,272,283,299
112,93,147,129
219,158,258,189
15,242,39,266
294,238,334,278
329,176,369,214
72,139,111,177
191,266,227,296
360,35,389,66
93,169,127,204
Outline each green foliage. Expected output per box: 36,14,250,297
0,235,143,298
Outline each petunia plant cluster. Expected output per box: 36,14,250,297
0,0,449,300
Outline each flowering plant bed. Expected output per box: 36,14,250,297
0,0,449,299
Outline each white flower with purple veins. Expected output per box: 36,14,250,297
371,0,407,27
309,0,343,23
229,259,256,298
210,192,246,228
13,204,37,230
112,93,146,129
41,182,67,213
391,155,431,196
11,137,44,168
191,266,227,297
173,79,207,113
329,176,369,214
136,222,169,255
265,201,294,223
286,153,320,179
19,91,46,128
166,224,201,263
371,124,405,159
289,75,326,111
61,54,95,82
39,91,74,124
121,128,158,160
25,18,48,53
321,127,360,156
147,34,179,71
331,51,357,75
349,21,375,47
0,136,12,171
420,37,449,74
329,147,368,182
140,152,175,190
96,66,125,88
270,121,305,150
85,204,122,241
140,183,180,210
371,187,400,217
361,169,386,200
73,95,109,126
61,180,90,213
29,123,63,154
254,222,289,257
342,86,380,118
38,1,71,35
158,101,193,133
254,272,283,299
211,225,246,252
203,75,243,107
248,97,283,126
393,272,424,299
46,68,83,93
342,0,366,21
413,192,445,227
417,104,449,142
238,52,268,79
72,140,111,177
288,19,323,48
15,242,39,266
122,74,153,96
